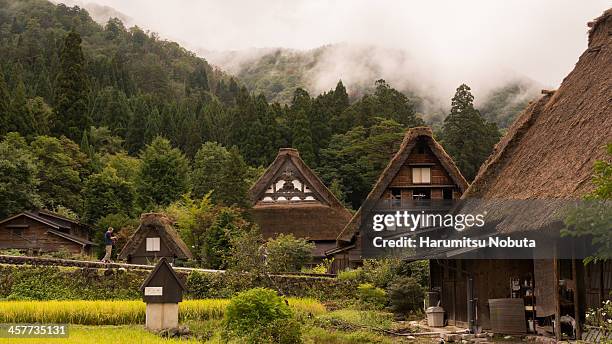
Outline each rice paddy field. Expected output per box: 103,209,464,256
0,299,425,343
0,298,326,325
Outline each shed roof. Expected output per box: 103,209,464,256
140,257,187,291
118,213,193,260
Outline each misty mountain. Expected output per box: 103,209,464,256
204,44,541,128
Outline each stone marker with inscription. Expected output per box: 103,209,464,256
140,257,187,330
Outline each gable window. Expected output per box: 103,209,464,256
412,167,431,184
146,237,160,252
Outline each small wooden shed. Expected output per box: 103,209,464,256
140,257,188,330
118,213,193,265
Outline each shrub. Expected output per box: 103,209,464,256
265,234,314,273
387,276,424,315
361,258,401,288
337,268,363,282
302,258,334,274
586,299,612,332
223,288,302,343
356,283,387,310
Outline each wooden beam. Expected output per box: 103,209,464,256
553,247,561,340
572,253,582,340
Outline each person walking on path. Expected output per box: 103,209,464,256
101,227,117,263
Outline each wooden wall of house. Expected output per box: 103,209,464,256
127,227,175,264
431,259,533,329
584,260,612,309
389,146,454,188
0,216,84,254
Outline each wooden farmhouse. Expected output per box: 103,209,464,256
0,210,96,255
249,148,353,264
118,213,193,265
328,126,469,271
429,9,612,339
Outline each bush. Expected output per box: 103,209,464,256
356,283,387,310
265,234,314,273
302,258,334,274
337,268,363,282
387,276,424,315
361,259,401,288
223,288,302,343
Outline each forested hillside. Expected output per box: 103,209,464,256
0,0,502,250
205,45,540,128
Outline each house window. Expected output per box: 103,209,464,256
443,188,453,200
390,188,402,207
412,167,431,184
146,237,160,252
412,189,431,200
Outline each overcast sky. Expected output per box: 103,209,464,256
64,0,609,89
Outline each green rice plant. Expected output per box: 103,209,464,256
0,298,325,325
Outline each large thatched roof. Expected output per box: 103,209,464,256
459,9,612,234
249,148,352,241
337,127,469,242
466,9,611,200
118,213,193,260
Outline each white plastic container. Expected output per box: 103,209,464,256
426,306,445,327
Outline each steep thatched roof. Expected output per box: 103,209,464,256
118,213,193,260
459,8,612,233
248,148,352,241
337,127,469,242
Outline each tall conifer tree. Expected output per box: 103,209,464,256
54,30,89,140
439,84,501,181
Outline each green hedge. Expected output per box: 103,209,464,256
0,265,356,301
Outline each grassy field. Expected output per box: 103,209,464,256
0,298,325,325
0,326,198,344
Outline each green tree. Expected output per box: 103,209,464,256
564,144,612,261
30,135,88,213
53,30,89,140
10,79,36,138
136,136,190,209
201,207,247,269
439,84,501,181
264,234,314,273
191,142,249,207
99,152,141,185
0,133,42,218
83,166,135,222
319,118,405,208
0,70,10,136
291,109,316,165
26,97,53,136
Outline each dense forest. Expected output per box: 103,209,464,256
205,45,540,127
0,0,502,253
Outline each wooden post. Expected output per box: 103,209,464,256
572,254,582,340
553,247,561,340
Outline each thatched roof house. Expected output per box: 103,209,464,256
248,148,353,261
328,127,468,270
429,9,612,336
118,213,192,265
